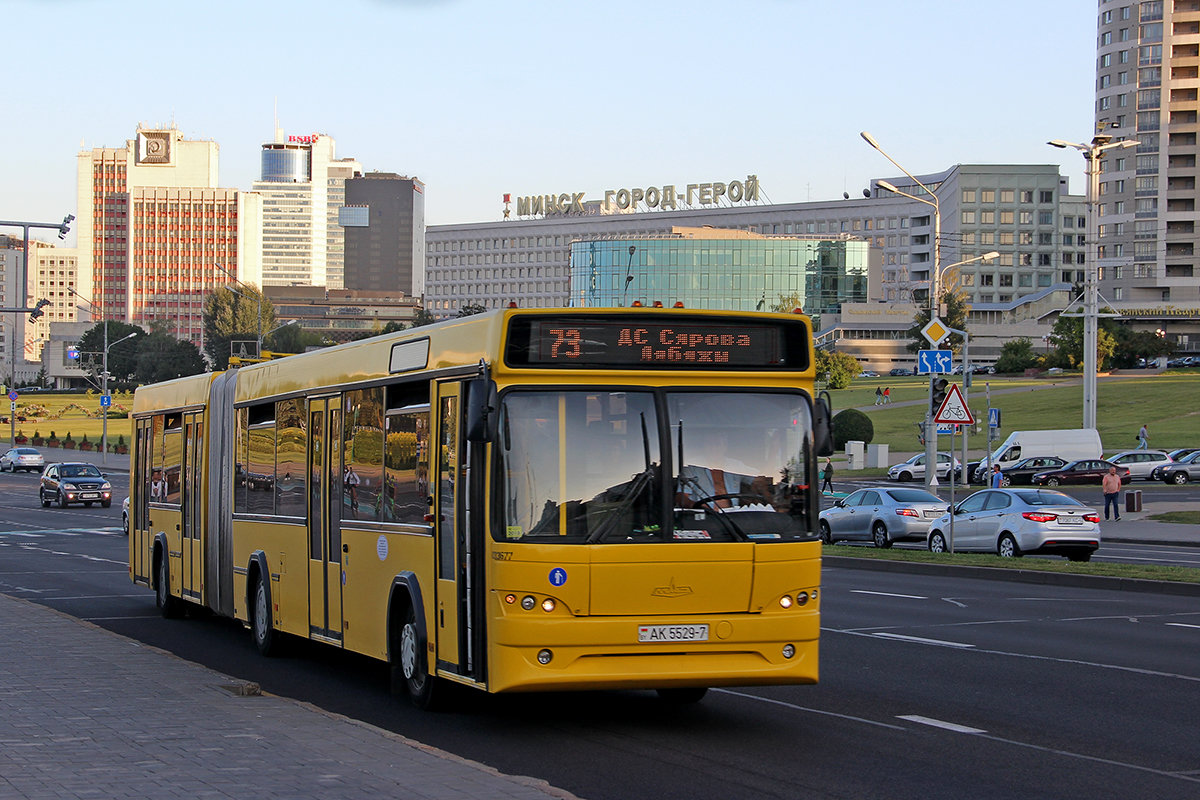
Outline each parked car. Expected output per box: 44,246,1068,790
818,487,947,548
0,447,45,473
1159,451,1200,485
1151,450,1200,481
39,462,113,508
926,487,1100,562
997,456,1069,486
889,367,913,376
1108,450,1173,481
1166,447,1200,462
122,496,130,535
1031,459,1130,487
858,370,879,378
887,452,962,482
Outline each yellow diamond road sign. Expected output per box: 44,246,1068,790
921,317,950,346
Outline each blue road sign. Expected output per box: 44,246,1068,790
66,348,79,360
917,349,954,375
936,425,954,435
989,407,1001,428
100,394,112,408
7,391,17,401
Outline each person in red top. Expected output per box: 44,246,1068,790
1101,466,1122,521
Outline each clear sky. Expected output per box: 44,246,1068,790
4,0,1097,239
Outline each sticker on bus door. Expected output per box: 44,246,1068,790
548,568,568,586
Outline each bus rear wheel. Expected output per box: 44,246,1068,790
252,574,277,656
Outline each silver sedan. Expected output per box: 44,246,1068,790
819,487,948,548
1,447,45,473
926,488,1100,562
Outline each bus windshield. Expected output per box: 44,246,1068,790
497,389,813,544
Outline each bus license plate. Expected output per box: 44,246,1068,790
638,624,709,643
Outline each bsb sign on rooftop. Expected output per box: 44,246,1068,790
509,174,761,217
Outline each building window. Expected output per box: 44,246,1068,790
961,211,976,224
962,189,976,203
1000,189,1014,203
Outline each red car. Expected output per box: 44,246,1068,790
1031,459,1130,487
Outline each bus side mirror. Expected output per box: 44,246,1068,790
464,378,498,443
812,390,834,457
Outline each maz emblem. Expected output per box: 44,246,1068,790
651,579,693,598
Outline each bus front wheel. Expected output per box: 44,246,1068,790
156,553,182,619
399,605,439,710
657,687,708,704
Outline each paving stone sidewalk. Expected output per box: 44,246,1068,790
0,593,581,800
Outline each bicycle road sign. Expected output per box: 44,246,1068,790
934,384,974,425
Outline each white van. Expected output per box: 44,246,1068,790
972,429,1102,483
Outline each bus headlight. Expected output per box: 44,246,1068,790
796,591,809,606
782,644,796,659
779,595,793,609
541,598,556,613
537,649,553,664
521,596,536,611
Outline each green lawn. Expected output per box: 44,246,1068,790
5,391,135,448
829,372,1200,454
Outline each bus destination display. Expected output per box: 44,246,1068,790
506,317,808,369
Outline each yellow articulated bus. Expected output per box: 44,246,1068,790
130,306,833,708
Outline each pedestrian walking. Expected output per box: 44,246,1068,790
990,464,1003,488
1136,424,1149,450
874,387,883,405
1102,465,1122,521
883,386,891,404
821,458,834,493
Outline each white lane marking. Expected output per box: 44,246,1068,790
1166,623,1200,630
851,590,928,599
942,597,967,608
870,632,976,648
829,628,1200,683
715,689,907,730
898,715,986,734
898,714,1200,785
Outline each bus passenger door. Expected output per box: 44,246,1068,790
181,412,203,601
433,381,483,683
308,396,343,644
131,418,152,585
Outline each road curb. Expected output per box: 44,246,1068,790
1104,536,1200,548
823,555,1200,597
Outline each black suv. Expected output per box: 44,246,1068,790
40,462,113,508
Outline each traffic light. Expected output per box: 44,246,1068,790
931,377,949,416
28,298,51,323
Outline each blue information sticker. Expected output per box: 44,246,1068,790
548,567,568,587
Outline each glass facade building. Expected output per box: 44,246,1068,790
568,230,870,317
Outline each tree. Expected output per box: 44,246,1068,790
815,348,860,389
203,286,276,370
133,331,206,384
1110,326,1175,368
408,307,438,328
1046,314,1117,371
456,303,488,318
905,288,969,354
268,323,327,354
831,408,874,449
993,337,1042,374
77,321,145,384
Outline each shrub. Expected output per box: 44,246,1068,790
832,408,874,449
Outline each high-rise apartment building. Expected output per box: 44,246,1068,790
253,132,361,289
1095,0,1200,308
341,173,425,296
74,125,262,346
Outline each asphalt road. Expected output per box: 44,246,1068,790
2,471,1199,799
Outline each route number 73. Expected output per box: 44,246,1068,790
549,328,582,359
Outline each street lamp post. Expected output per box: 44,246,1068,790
215,263,266,356
69,287,136,465
101,325,138,465
1048,134,1138,430
1,215,73,431
862,131,944,490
